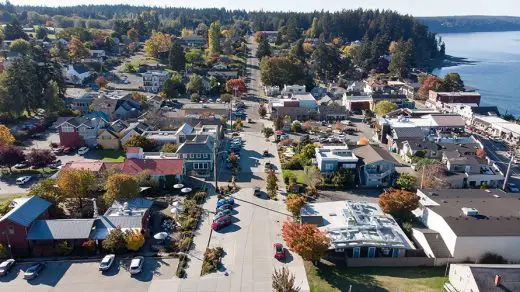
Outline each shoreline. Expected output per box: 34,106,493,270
428,54,476,71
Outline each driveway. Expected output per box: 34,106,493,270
0,257,178,292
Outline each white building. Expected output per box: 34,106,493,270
62,64,92,85
315,145,358,172
472,115,520,145
264,86,280,97
142,70,171,93
89,49,106,58
301,200,415,260
447,264,520,292
281,84,306,95
413,189,520,262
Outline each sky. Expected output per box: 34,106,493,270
7,0,520,17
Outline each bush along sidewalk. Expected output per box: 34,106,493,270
173,189,208,278
201,247,225,275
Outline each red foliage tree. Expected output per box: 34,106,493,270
0,145,25,171
27,149,56,168
418,75,442,100
379,188,420,216
254,31,266,43
282,220,330,264
225,78,247,96
476,148,487,159
95,76,108,88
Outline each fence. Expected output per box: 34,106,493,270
346,257,435,267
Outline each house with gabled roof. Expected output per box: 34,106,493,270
0,196,51,255
63,64,92,85
55,116,109,147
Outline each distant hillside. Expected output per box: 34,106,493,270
420,16,520,33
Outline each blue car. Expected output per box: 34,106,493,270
216,197,235,208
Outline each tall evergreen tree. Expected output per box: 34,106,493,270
256,33,271,60
208,21,221,54
168,38,186,71
388,39,413,77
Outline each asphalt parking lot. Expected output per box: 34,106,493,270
0,257,178,292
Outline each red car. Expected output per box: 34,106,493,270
211,215,232,230
274,243,285,260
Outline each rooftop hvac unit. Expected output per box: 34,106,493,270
461,207,479,216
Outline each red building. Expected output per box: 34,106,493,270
0,196,51,256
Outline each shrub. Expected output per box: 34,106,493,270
56,241,73,256
192,191,208,204
283,172,296,185
479,253,508,264
0,244,9,259
201,247,225,275
81,240,97,253
282,157,303,170
177,236,192,250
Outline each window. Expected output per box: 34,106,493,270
61,125,74,133
196,153,201,159
392,249,400,258
203,153,209,159
368,247,376,258
325,164,334,171
189,154,194,159
183,154,188,159
194,163,209,170
353,247,360,258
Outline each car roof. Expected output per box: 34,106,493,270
130,258,142,267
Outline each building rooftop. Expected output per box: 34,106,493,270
27,219,96,240
392,127,425,139
353,144,397,165
0,196,51,227
182,103,229,110
316,145,359,162
417,189,520,236
468,264,520,292
301,200,414,250
120,158,184,176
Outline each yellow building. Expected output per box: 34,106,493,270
96,129,121,150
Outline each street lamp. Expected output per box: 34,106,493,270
214,143,229,193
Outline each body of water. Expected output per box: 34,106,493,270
433,31,520,116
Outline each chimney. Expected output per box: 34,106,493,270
495,274,502,287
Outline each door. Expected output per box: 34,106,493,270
368,247,376,258
353,247,360,258
392,248,400,258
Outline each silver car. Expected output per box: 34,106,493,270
213,209,233,221
0,259,15,276
99,254,115,271
129,256,144,275
24,262,45,280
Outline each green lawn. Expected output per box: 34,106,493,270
305,262,447,292
282,170,306,185
93,149,126,162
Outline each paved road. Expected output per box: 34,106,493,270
477,134,520,184
0,258,178,292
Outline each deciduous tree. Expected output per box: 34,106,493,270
27,149,56,168
125,229,145,251
303,166,321,195
225,78,247,95
95,76,107,88
28,178,65,204
272,267,301,292
379,188,420,217
282,220,330,264
161,143,178,153
68,36,89,60
261,127,274,139
396,173,418,191
286,194,306,217
476,148,487,159
144,31,172,58
418,75,442,100
123,135,155,151
0,145,24,171
208,21,221,54
163,71,186,99
104,173,140,204
374,100,398,116
266,170,278,199
0,125,15,146
57,168,96,209
102,227,127,254
186,74,202,94
9,39,31,56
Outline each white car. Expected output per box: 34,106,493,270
99,254,115,271
16,176,32,185
129,256,144,275
78,147,89,155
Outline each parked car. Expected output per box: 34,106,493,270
63,146,72,154
52,147,64,155
264,162,272,172
0,259,15,276
253,186,261,197
129,256,144,275
216,203,234,212
213,209,233,221
211,215,232,230
16,176,32,185
217,197,235,208
78,147,89,155
263,150,269,157
14,162,29,169
99,254,115,271
507,183,520,193
273,243,285,260
24,262,45,280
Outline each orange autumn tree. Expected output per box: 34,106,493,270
476,148,487,159
282,220,330,264
225,78,247,95
379,188,420,217
68,36,89,60
418,75,442,100
286,194,306,217
0,125,15,146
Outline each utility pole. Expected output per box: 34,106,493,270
214,141,218,193
502,152,515,190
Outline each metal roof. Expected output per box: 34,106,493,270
0,196,51,227
90,216,144,240
27,219,96,240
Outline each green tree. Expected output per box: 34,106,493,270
290,39,306,61
185,48,204,66
9,39,31,55
312,39,343,81
168,38,186,71
104,173,140,204
260,57,306,88
262,127,274,139
208,21,221,54
396,173,417,191
124,135,155,151
102,227,127,254
374,101,398,116
331,168,355,188
163,71,186,99
442,72,465,92
310,17,320,38
4,19,27,40
258,104,267,118
161,143,178,153
28,178,64,204
266,170,278,199
256,33,271,60
388,39,413,77
144,31,171,58
187,74,202,94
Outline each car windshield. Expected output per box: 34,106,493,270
27,265,39,272
0,261,9,268
276,245,283,252
101,257,111,264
